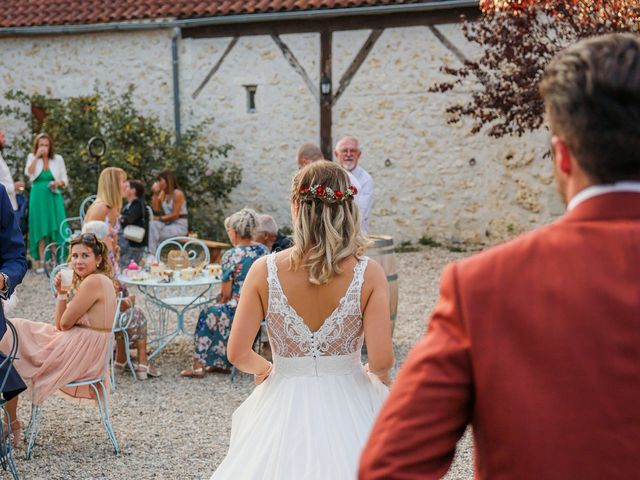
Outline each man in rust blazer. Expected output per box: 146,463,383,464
359,33,640,480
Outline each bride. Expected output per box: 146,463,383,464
211,161,394,479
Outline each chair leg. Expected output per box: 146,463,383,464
90,382,120,455
122,331,136,381
0,405,20,479
25,404,43,460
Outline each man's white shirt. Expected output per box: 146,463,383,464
0,152,17,210
567,181,640,211
349,166,373,233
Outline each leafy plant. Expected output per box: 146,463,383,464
0,86,241,240
431,0,640,137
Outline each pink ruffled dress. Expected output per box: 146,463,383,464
0,274,116,405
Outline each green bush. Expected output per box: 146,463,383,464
0,86,241,240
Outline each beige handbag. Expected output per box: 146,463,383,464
122,225,145,243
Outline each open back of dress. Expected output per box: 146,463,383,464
211,253,387,480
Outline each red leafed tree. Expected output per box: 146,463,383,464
432,0,640,137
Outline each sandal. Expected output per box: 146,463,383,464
180,367,205,378
113,361,127,373
136,364,161,380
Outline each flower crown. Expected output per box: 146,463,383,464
298,184,358,204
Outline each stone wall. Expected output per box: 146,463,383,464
0,23,563,245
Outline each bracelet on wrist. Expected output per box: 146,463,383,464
57,294,67,301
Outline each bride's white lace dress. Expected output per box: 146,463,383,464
211,254,388,480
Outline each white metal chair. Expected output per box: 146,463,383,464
0,320,21,479
48,264,136,387
26,276,123,459
154,236,211,309
79,195,96,224
43,195,95,277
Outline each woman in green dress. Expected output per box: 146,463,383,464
24,133,68,272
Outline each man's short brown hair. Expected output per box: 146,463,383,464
540,33,640,183
296,143,324,164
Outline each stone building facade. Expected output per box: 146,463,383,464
0,9,562,245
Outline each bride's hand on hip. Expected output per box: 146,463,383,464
254,362,273,385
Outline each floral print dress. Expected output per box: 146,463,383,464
194,243,269,369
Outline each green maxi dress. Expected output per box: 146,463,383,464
28,169,66,260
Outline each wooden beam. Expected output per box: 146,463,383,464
332,28,383,106
191,36,239,99
183,7,479,39
320,31,333,161
428,25,488,84
271,34,319,101
427,25,467,66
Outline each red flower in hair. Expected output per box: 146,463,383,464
315,186,326,196
299,184,310,194
348,185,358,195
335,190,343,199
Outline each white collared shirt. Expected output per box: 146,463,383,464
567,181,640,211
0,152,17,210
349,165,374,233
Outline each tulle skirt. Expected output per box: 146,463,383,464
211,353,388,480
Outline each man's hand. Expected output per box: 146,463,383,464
14,181,25,191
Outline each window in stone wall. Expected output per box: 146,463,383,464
244,85,257,113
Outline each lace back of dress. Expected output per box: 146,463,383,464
265,254,369,358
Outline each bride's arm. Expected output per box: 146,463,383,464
362,262,395,385
56,275,102,331
227,258,271,381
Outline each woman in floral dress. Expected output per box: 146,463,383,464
181,208,269,377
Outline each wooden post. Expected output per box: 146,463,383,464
320,30,333,161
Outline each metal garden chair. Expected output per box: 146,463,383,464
43,195,97,278
79,195,96,223
0,319,21,479
26,276,123,459
47,264,135,389
154,236,211,311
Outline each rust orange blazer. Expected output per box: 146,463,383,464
359,192,640,480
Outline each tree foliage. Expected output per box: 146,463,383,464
431,0,640,137
0,86,242,239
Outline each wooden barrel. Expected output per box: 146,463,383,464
366,235,399,335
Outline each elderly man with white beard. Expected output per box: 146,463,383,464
335,136,373,233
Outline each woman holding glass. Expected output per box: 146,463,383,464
0,233,116,440
24,133,68,272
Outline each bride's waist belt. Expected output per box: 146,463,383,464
273,351,363,377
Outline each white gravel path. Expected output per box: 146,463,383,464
7,247,474,480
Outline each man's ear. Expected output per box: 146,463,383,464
551,136,572,176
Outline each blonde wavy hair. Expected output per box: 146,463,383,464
290,161,368,285
96,167,126,213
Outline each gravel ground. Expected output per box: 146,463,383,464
7,247,474,480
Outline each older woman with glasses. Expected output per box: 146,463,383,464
0,233,116,440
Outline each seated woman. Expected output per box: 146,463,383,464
181,208,269,377
0,233,116,440
148,170,188,254
118,179,148,270
81,220,159,380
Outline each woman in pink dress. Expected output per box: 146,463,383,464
0,233,116,439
